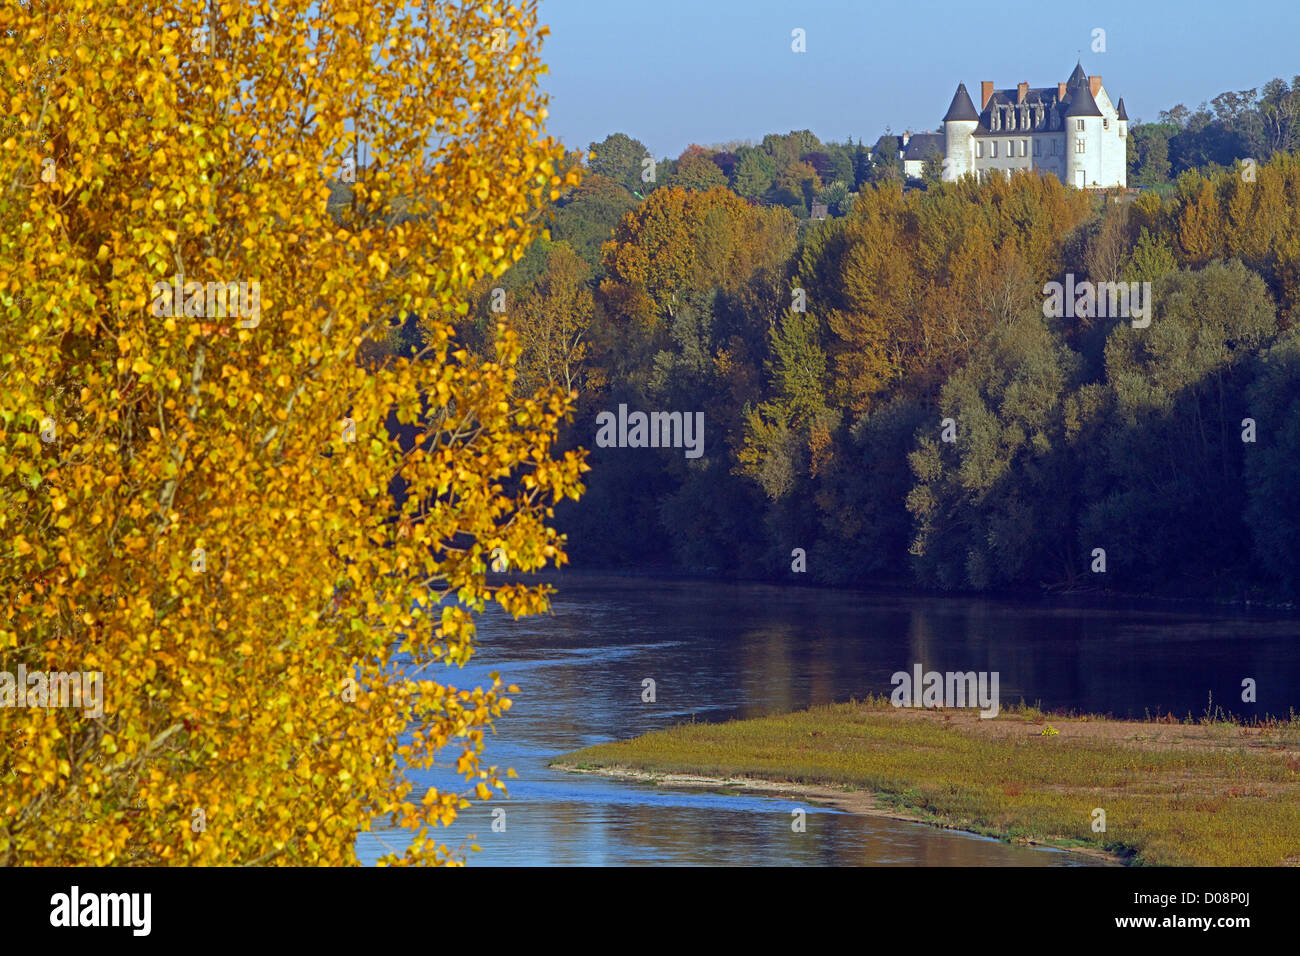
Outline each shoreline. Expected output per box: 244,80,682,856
552,702,1300,866
521,567,1300,617
551,761,1124,865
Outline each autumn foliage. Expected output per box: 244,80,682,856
489,126,1300,598
0,0,584,865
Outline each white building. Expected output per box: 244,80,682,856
866,131,945,181
941,61,1128,189
902,132,945,179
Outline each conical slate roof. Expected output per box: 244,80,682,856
943,82,980,122
1067,61,1088,87
1064,81,1103,117
1116,97,1128,121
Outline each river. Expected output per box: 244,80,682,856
355,575,1300,866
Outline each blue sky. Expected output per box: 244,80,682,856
536,0,1300,158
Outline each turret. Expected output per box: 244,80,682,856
942,82,979,181
1064,79,1103,188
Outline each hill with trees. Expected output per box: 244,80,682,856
376,74,1300,601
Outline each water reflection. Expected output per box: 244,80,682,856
357,575,1300,866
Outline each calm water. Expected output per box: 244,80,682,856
355,575,1300,866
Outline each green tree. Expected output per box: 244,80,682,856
868,135,904,185
1131,123,1174,186
589,132,654,193
731,147,776,199
921,149,944,185
1244,327,1300,591
738,307,840,500
1077,260,1277,592
1126,227,1178,284
823,145,856,190
666,148,728,191
771,160,822,215
907,311,1083,589
817,180,851,217
550,172,638,271
761,130,822,170
812,395,928,583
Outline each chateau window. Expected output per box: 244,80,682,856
1033,138,1041,156
991,140,998,158
976,141,983,159
1103,118,1109,130
1076,119,1085,131
1021,139,1028,157
1075,137,1085,154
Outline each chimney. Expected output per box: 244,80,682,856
1057,82,1067,100
981,81,994,109
902,131,911,147
1089,75,1102,97
1017,81,1028,103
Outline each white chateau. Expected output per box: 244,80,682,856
941,61,1128,189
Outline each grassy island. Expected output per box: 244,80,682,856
552,698,1300,866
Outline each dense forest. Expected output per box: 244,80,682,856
366,74,1300,601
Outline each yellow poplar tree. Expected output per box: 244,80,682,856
512,242,594,395
0,0,585,865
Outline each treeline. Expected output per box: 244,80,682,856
359,84,1300,601
577,128,917,224
429,151,1300,600
571,74,1300,212
1129,77,1300,187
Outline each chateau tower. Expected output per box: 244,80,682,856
941,82,979,182
937,60,1126,189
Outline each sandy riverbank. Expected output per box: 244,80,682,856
552,700,1300,866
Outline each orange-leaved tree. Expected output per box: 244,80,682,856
0,0,584,865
